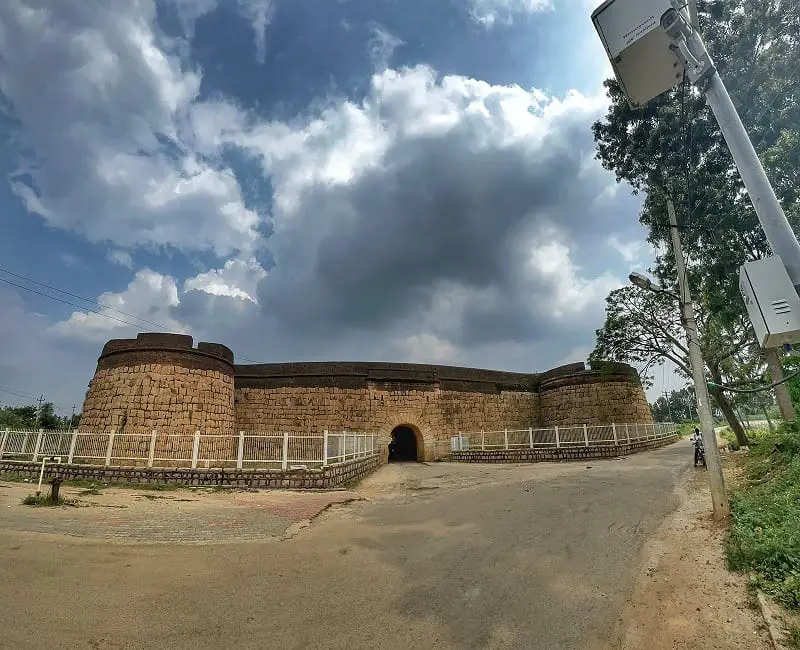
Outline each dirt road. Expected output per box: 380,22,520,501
0,441,768,649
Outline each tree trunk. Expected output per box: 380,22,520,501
764,349,796,422
709,384,749,446
761,404,775,432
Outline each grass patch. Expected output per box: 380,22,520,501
725,422,800,609
788,625,800,649
22,493,65,507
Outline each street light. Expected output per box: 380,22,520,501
629,203,729,522
628,272,679,300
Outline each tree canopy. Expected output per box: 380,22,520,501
590,0,800,438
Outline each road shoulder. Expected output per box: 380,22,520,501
603,468,772,649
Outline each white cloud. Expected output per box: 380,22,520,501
184,258,267,303
107,250,134,269
0,1,261,256
391,333,461,364
50,269,189,342
468,0,552,26
527,240,620,318
607,235,647,264
237,0,275,64
171,0,219,37
368,25,404,70
185,64,634,354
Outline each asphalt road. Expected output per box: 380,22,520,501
0,441,691,650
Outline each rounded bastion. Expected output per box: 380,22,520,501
538,361,653,427
79,333,235,434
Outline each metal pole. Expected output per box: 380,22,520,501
703,74,800,287
32,429,43,463
0,428,8,460
67,429,78,464
148,430,157,468
663,7,800,288
668,198,729,520
237,431,245,469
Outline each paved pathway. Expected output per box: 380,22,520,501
0,483,359,541
0,442,691,649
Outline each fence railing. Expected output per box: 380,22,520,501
0,428,378,470
451,422,677,452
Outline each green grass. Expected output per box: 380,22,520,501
788,625,800,649
725,422,800,609
22,493,65,507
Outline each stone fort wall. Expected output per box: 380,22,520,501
79,334,653,462
79,334,236,434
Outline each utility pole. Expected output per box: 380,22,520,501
667,198,729,520
661,4,800,290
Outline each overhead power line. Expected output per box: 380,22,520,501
0,266,167,331
0,384,69,413
0,267,263,364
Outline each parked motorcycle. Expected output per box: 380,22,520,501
692,430,706,468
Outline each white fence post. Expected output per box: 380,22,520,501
148,430,157,467
626,423,631,443
529,427,533,449
504,428,509,450
32,429,44,462
459,431,464,452
583,424,589,447
282,431,289,470
191,431,200,468
481,429,485,451
554,426,560,449
0,428,8,459
612,423,618,446
67,430,78,464
105,429,115,466
237,431,245,469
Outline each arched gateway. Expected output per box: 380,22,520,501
389,424,423,462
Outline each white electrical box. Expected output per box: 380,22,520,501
591,0,685,106
739,256,800,348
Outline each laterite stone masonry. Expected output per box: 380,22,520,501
78,333,653,465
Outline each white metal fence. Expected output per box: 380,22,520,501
451,422,677,452
0,428,378,470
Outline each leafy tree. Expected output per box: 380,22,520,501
37,402,61,429
651,387,697,423
0,405,38,429
0,403,80,430
590,286,752,445
590,0,800,439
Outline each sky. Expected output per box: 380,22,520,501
0,0,678,416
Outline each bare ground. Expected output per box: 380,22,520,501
602,468,772,649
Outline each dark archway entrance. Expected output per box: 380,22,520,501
389,425,419,462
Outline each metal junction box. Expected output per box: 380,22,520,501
739,256,800,348
591,0,684,106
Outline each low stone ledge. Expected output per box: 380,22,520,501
450,434,678,463
0,454,381,490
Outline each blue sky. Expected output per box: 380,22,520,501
0,0,671,415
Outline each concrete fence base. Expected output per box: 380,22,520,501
450,434,679,463
0,454,381,490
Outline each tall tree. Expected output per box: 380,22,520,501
590,0,800,432
590,286,752,445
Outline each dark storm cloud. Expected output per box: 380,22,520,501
248,69,625,346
